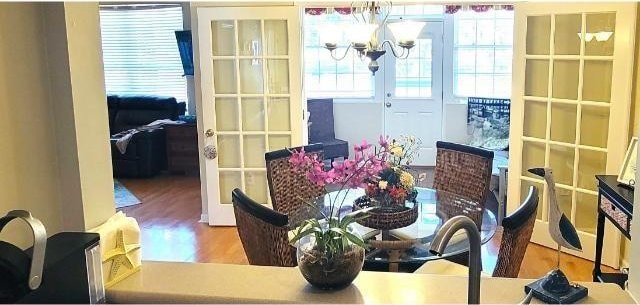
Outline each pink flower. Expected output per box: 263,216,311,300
378,135,389,149
354,140,372,153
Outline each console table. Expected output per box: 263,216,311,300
593,175,633,288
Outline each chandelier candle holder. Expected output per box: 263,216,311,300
321,1,426,74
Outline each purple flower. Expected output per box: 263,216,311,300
354,140,372,153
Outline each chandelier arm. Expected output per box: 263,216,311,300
381,40,408,58
328,45,353,61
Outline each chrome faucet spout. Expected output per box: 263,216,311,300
429,215,482,304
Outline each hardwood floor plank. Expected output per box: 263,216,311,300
119,175,616,281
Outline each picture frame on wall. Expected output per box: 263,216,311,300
618,137,638,187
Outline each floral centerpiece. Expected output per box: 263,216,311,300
353,136,423,230
287,136,390,289
364,136,422,206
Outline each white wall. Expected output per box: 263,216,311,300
0,2,115,247
333,101,470,150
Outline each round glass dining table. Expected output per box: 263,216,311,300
295,187,497,271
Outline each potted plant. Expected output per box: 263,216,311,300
354,136,424,230
287,136,389,289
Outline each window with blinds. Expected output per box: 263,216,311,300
99,5,187,103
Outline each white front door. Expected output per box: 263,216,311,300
383,21,444,166
508,3,636,267
197,7,303,225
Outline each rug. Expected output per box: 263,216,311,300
114,180,141,209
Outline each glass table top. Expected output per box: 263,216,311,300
295,187,497,265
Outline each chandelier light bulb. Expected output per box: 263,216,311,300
348,23,379,47
388,20,426,48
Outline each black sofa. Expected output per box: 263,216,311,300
307,98,349,161
108,95,186,178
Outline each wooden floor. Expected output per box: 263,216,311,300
119,175,617,281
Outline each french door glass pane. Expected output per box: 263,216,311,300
267,97,291,131
238,20,262,56
556,187,573,216
526,16,551,55
580,106,609,148
213,60,237,94
585,13,616,56
269,135,291,151
219,171,242,204
243,135,266,168
554,14,582,55
265,20,288,55
241,98,265,131
211,20,235,56
217,135,241,168
215,98,239,131
548,145,574,186
552,60,579,100
577,149,607,191
523,100,547,139
550,103,577,143
240,59,264,93
521,141,546,178
266,59,290,93
583,60,613,102
525,59,549,97
575,192,598,234
245,171,268,203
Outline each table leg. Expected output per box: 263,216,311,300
593,209,606,282
388,250,400,272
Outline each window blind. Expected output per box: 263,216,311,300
99,5,187,102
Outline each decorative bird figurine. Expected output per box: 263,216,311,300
524,167,588,304
528,167,582,253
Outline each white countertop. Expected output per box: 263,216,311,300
106,261,634,304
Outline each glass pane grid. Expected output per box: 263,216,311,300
453,11,513,98
520,12,615,233
395,39,432,98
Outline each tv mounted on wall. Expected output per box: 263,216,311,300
175,30,194,76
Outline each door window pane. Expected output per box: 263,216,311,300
213,60,237,94
526,15,551,55
395,39,432,98
523,100,547,139
554,14,582,55
238,20,261,56
265,20,288,55
552,60,579,100
525,59,549,97
211,20,235,56
241,98,264,131
550,103,577,144
549,145,575,186
215,98,239,131
583,61,613,102
580,106,609,148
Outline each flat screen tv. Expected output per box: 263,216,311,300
175,30,194,76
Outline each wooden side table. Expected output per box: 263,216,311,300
593,175,633,289
165,124,199,176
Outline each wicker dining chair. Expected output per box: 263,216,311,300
433,141,494,206
265,143,324,219
232,188,296,267
415,186,539,277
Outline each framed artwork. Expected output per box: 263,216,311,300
618,137,638,187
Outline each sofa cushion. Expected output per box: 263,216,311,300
112,96,180,132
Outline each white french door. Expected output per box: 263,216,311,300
508,3,636,267
197,7,303,225
383,21,444,166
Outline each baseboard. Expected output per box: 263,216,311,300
199,214,208,223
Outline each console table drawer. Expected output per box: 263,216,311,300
600,195,630,233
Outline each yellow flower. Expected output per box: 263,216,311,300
399,171,415,189
378,180,388,190
390,145,404,157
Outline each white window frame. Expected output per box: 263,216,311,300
443,10,515,105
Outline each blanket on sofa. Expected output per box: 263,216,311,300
112,119,185,154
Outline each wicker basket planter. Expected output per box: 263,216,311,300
352,196,418,230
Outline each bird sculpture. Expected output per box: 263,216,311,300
524,167,587,303
528,167,582,254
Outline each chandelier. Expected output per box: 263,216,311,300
320,2,426,75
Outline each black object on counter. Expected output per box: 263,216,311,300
525,269,588,303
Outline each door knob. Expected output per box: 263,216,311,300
205,129,215,137
385,101,392,108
